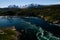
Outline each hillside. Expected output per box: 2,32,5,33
0,4,60,23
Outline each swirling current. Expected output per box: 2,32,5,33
0,16,60,40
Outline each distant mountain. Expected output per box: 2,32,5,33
27,4,44,8
25,4,60,9
8,5,19,8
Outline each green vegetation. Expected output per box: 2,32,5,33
0,4,60,23
0,4,60,40
0,28,16,40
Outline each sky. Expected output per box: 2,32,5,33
0,0,60,8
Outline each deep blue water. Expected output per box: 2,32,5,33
0,16,60,37
0,16,50,29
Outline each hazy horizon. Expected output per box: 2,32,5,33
0,0,60,8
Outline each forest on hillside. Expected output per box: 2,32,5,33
0,4,60,23
0,4,60,40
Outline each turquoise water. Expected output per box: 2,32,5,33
0,16,60,40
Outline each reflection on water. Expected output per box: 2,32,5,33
0,16,49,29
